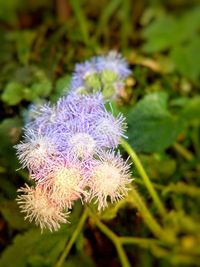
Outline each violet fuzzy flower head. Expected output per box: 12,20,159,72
38,156,88,209
70,51,131,100
96,51,131,99
96,51,131,79
16,184,69,232
15,54,132,231
94,110,127,148
14,131,60,173
25,102,57,135
88,150,131,210
71,59,101,93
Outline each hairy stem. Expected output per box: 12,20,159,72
129,185,175,244
87,207,131,267
119,237,163,247
173,143,194,161
54,208,88,267
121,139,166,217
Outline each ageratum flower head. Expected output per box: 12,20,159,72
15,53,132,232
17,184,69,232
70,51,131,99
88,150,131,210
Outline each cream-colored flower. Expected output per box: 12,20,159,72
17,184,69,232
89,151,131,210
45,165,87,209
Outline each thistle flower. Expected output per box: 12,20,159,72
88,151,131,210
17,184,69,232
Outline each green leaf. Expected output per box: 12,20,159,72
127,92,182,152
63,253,95,267
142,15,178,53
170,38,200,82
0,117,21,156
16,31,36,65
99,196,133,221
0,201,30,230
139,154,176,180
0,203,84,267
31,79,52,98
142,6,200,54
0,228,67,267
1,82,25,105
181,96,200,121
51,74,71,101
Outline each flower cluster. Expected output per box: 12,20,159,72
70,51,131,99
15,52,131,232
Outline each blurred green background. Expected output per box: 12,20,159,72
0,0,200,267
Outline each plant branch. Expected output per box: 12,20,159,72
121,139,166,217
129,185,175,244
54,208,88,267
87,207,131,267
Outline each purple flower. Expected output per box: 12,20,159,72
71,59,97,91
96,50,131,79
70,51,131,99
16,76,131,231
15,130,62,173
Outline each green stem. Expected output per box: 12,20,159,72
121,139,166,217
69,0,90,46
133,177,164,190
54,209,88,267
130,185,175,244
173,143,194,161
87,207,131,267
119,237,163,247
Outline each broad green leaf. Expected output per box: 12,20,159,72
31,79,52,98
0,117,21,156
0,228,67,267
127,92,182,152
181,96,200,121
63,253,95,267
51,74,71,101
0,204,84,267
170,39,200,82
139,154,176,180
142,6,200,53
0,201,30,230
1,82,25,105
142,15,178,52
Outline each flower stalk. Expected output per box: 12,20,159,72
121,139,167,217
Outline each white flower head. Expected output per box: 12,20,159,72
95,111,127,148
17,184,69,232
44,160,88,209
68,132,96,159
15,131,58,172
89,151,131,210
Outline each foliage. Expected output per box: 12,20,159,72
0,0,200,267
